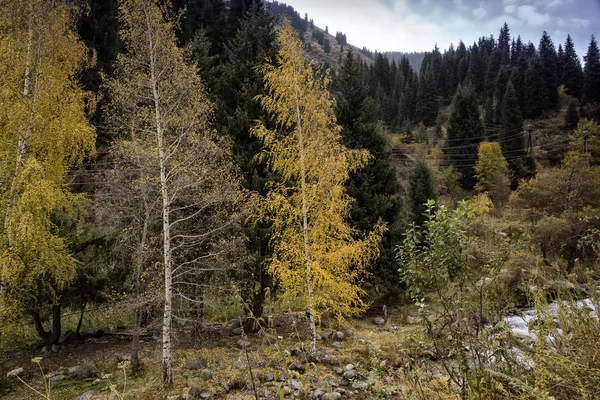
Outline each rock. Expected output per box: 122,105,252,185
49,374,66,383
333,331,344,340
288,379,303,390
321,321,330,329
264,372,274,382
289,363,306,373
344,364,355,371
74,391,97,400
187,386,203,400
230,327,243,336
314,389,324,398
96,327,111,336
331,341,343,349
237,339,250,348
230,317,245,329
333,367,343,375
321,392,342,400
41,345,51,354
351,380,368,389
60,330,77,344
185,358,208,370
201,368,212,380
342,369,357,379
264,382,274,387
357,339,365,345
320,354,340,366
200,392,211,399
68,363,97,379
322,331,333,340
334,388,345,394
51,344,61,353
315,333,322,341
373,317,385,325
214,358,225,370
406,316,416,324
338,378,350,386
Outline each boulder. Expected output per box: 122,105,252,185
342,369,357,379
351,380,368,389
201,369,212,380
74,391,97,400
373,317,385,325
185,358,208,370
321,392,342,400
49,374,66,383
68,363,97,379
59,330,77,344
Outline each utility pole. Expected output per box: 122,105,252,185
526,124,534,155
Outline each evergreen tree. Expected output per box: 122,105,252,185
499,80,525,178
565,99,580,130
498,22,511,63
335,50,405,290
583,35,600,106
538,31,559,110
215,1,278,321
557,43,565,85
445,85,485,189
484,50,502,100
524,56,546,119
562,35,583,99
408,160,437,226
493,65,512,124
416,67,439,126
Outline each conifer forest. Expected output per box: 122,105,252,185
1,0,600,399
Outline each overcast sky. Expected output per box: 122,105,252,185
278,0,599,57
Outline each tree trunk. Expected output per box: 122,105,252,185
192,286,204,339
144,3,173,385
50,304,61,345
32,311,51,344
75,301,86,337
294,84,317,356
251,269,269,321
131,202,149,373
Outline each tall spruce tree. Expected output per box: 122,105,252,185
565,99,580,130
416,67,439,126
499,80,526,180
445,85,485,189
562,35,583,99
215,1,278,322
408,160,436,226
538,31,559,110
524,56,546,119
335,50,405,291
583,35,600,106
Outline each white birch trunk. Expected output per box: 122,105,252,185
144,3,173,385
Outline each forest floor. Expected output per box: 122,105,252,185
1,305,422,400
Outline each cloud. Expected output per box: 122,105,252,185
504,5,517,13
571,18,589,28
517,5,551,26
473,2,488,19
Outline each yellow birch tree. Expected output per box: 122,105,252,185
0,0,95,344
252,21,384,355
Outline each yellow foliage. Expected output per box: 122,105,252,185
0,0,95,320
466,193,493,217
474,142,510,207
252,22,384,322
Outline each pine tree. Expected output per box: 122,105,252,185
557,43,565,85
583,35,600,105
499,80,525,178
562,35,583,99
445,85,485,189
524,56,546,119
215,1,278,322
498,22,511,63
416,67,439,126
335,50,405,291
565,99,580,130
408,160,437,226
538,31,559,110
252,22,383,355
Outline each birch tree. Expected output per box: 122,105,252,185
252,22,384,355
0,0,95,343
110,0,245,384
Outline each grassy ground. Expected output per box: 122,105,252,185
1,304,427,400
